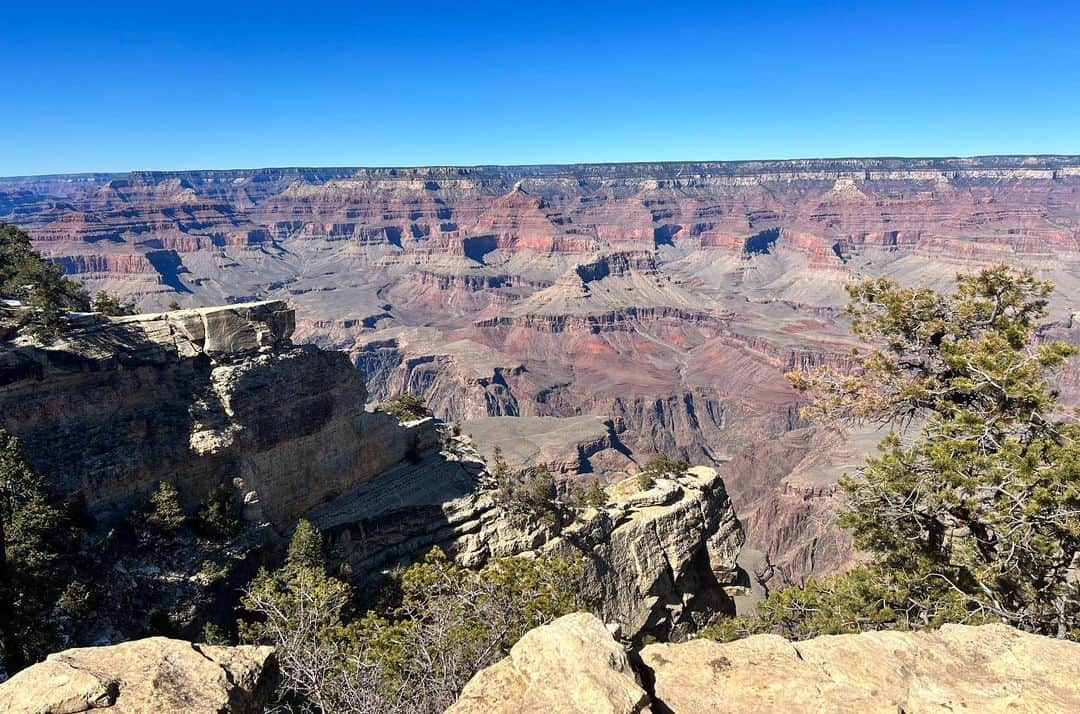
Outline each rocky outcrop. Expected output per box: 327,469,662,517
0,301,437,527
312,447,744,640
534,467,743,640
448,613,649,714
0,638,277,714
453,614,1080,713
640,623,1080,713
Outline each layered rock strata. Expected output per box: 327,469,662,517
0,301,437,527
9,156,1078,586
309,447,744,640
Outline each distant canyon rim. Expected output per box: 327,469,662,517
4,155,1079,587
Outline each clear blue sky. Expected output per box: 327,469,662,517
2,0,1077,175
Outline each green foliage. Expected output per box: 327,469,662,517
491,449,558,526
567,480,608,509
377,392,431,424
130,482,186,537
239,524,359,713
0,428,79,673
641,453,689,478
767,265,1080,639
198,559,230,585
200,621,231,646
701,565,975,643
167,300,180,311
584,481,608,507
0,223,91,338
90,290,135,316
196,484,241,539
287,519,327,571
629,452,693,492
240,521,588,713
355,547,589,711
239,519,359,709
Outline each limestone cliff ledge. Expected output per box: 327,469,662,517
452,612,1080,714
313,454,744,640
0,301,438,527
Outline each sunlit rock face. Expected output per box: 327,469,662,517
310,450,744,641
0,301,436,528
0,637,278,714
4,156,1079,585
451,614,1080,714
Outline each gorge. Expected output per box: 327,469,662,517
3,153,1080,709
5,155,1078,589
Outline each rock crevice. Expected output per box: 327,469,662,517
452,613,1080,713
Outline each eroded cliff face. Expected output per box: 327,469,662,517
0,301,751,674
307,438,744,641
7,156,1078,586
0,301,437,528
451,613,1080,714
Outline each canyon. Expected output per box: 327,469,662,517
0,301,743,644
3,155,1079,588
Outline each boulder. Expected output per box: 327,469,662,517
0,637,278,714
640,623,1080,713
448,613,649,714
196,301,294,355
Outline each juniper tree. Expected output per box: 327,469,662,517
240,520,362,713
90,290,135,316
377,393,431,424
240,522,587,713
0,223,90,337
780,265,1080,637
0,429,78,672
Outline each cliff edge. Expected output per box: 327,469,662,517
0,301,437,527
451,613,1080,713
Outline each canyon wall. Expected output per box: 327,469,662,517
4,155,1078,586
0,301,437,528
305,431,744,641
0,300,747,653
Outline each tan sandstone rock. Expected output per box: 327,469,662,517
640,623,1080,713
0,637,277,714
313,459,744,641
448,612,649,714
0,300,438,527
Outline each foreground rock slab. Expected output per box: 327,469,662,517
448,612,649,714
0,637,277,714
641,623,1080,713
